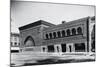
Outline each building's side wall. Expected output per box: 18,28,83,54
11,33,20,53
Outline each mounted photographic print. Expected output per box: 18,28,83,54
10,0,95,66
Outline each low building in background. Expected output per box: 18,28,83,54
18,16,95,54
11,33,20,53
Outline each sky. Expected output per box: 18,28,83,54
11,1,95,33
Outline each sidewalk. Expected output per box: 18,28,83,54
11,52,95,67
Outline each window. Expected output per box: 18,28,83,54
45,34,49,39
57,31,61,38
19,43,20,46
75,43,85,52
14,42,17,46
66,29,71,36
14,37,17,41
49,33,53,39
62,30,66,37
72,28,76,35
43,47,45,52
11,37,12,40
48,45,54,52
24,36,35,46
11,42,13,47
77,27,82,34
53,32,56,38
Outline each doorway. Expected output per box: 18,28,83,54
47,45,54,52
61,44,66,52
69,45,72,52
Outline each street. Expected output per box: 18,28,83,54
11,52,95,67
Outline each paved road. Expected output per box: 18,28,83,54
11,52,95,67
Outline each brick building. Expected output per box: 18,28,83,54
19,16,95,53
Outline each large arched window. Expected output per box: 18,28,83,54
53,32,56,38
66,29,71,36
77,27,82,34
72,28,76,35
49,33,53,39
62,30,66,37
57,31,61,38
24,36,35,47
45,34,49,39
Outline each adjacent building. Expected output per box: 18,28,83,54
19,16,95,53
11,33,20,53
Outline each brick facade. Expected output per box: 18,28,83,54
19,16,95,53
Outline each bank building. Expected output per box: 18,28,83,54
19,16,95,54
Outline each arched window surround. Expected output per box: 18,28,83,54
24,36,35,46
49,33,53,39
71,28,77,35
53,32,57,38
66,29,71,36
57,31,61,38
45,34,49,39
77,27,82,35
62,30,66,37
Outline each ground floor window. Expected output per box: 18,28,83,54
43,47,46,52
61,44,66,52
47,45,54,52
75,43,85,52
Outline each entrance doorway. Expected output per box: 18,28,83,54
61,44,66,52
47,45,54,52
74,43,85,52
69,45,72,52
